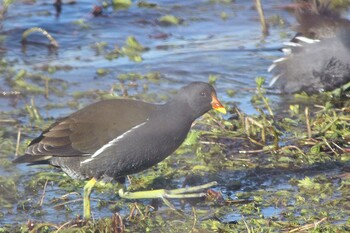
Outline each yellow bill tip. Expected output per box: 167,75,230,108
211,93,227,114
214,106,227,114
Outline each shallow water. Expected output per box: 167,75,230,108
0,0,348,229
1,0,288,117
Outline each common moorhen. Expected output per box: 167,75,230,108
269,0,350,94
13,81,226,219
293,0,350,40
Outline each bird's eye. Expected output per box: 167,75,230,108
200,92,207,97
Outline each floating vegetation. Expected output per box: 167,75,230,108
105,36,148,62
117,71,163,83
25,97,42,122
73,19,90,29
0,176,18,209
122,36,147,62
157,15,183,26
268,14,286,27
220,11,228,20
22,27,59,47
5,68,67,97
0,0,15,20
137,1,158,8
96,68,109,76
10,70,45,94
112,0,132,10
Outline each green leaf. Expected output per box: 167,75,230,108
183,130,200,146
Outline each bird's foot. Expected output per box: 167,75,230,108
118,181,218,210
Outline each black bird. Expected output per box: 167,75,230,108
269,0,350,94
13,82,226,219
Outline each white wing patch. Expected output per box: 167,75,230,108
80,121,147,165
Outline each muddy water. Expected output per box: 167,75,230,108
0,0,344,227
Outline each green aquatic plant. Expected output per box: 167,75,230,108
253,77,273,116
208,74,217,85
137,1,157,8
268,15,286,27
158,15,182,26
96,68,109,76
0,176,18,209
112,0,132,10
10,70,45,94
25,99,42,122
0,0,15,19
73,19,91,29
243,77,280,149
105,36,147,62
22,27,58,47
122,36,147,62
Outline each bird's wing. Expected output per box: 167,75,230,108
14,99,155,163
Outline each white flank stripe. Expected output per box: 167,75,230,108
273,57,286,63
295,36,320,44
267,63,276,72
283,41,302,47
282,48,291,55
81,121,147,164
269,74,281,87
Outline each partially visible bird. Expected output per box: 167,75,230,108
13,82,226,220
293,0,350,39
269,0,350,94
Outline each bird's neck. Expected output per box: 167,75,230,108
157,99,196,124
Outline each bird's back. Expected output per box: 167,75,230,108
13,99,156,170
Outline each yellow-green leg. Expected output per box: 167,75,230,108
118,181,217,210
83,177,97,220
